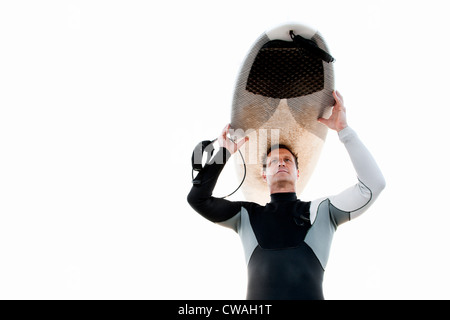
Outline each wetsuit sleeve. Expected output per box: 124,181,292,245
187,147,242,231
312,127,386,226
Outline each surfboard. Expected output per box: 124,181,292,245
230,23,335,205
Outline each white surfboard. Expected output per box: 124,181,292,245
230,22,335,205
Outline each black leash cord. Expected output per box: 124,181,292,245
191,140,247,199
221,148,246,199
289,30,335,63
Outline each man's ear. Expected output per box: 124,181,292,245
262,170,267,183
297,169,300,180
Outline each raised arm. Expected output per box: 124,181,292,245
187,124,248,225
314,91,386,224
328,126,386,222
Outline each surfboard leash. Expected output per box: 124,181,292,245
191,138,246,199
289,30,335,63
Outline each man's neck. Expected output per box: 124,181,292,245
270,182,296,194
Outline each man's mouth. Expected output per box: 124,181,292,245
277,169,288,174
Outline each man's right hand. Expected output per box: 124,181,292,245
218,124,249,155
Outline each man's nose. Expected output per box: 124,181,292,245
278,160,286,166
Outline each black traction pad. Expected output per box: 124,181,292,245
246,40,325,99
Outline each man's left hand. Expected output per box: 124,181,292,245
318,90,348,132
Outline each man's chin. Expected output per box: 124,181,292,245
270,176,295,185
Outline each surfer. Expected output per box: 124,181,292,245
187,91,386,300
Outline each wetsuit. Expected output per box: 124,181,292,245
187,127,385,300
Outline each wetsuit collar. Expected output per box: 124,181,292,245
270,192,297,203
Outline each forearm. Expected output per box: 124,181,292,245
329,127,386,222
187,148,241,223
339,127,386,195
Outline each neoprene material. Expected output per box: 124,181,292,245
247,244,324,300
187,127,386,300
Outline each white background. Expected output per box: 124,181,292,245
1,0,449,299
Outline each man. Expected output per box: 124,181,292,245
187,91,386,300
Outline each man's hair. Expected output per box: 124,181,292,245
262,144,299,171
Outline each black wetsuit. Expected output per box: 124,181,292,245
187,127,385,300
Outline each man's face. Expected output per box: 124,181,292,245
262,148,299,188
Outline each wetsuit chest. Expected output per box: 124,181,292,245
245,193,325,300
248,195,311,249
